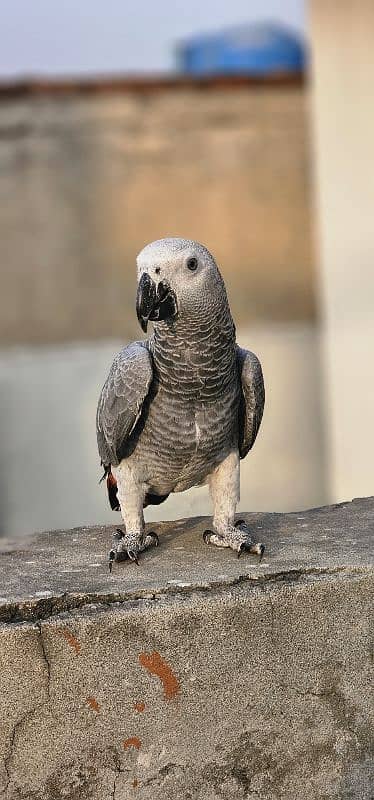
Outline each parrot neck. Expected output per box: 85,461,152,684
149,301,237,397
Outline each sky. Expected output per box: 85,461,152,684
0,0,306,77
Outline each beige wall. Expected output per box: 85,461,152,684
310,1,374,501
0,85,314,345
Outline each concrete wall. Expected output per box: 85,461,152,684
310,1,374,501
0,83,314,346
0,498,373,799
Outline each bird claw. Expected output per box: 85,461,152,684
108,529,159,572
203,526,265,561
203,529,216,545
108,549,116,573
237,541,265,561
108,545,132,572
147,531,159,547
235,520,265,562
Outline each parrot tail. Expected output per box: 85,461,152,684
103,466,170,513
106,470,120,511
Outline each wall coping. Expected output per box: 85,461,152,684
0,497,372,625
0,72,305,101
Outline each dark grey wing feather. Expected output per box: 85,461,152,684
237,346,265,459
96,341,153,467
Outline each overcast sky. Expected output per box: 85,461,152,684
0,0,306,77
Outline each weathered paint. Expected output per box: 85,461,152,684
139,650,180,700
85,696,100,712
59,628,81,654
123,737,142,751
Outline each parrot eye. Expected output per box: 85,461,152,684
186,256,198,272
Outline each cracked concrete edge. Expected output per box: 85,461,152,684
0,624,50,795
1,568,372,800
0,564,370,627
36,622,51,698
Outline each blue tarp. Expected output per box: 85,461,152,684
177,22,306,76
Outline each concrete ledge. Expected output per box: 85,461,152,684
0,498,373,799
0,73,305,100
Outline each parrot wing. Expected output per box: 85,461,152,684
96,341,153,468
237,346,265,459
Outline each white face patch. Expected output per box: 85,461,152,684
136,237,218,284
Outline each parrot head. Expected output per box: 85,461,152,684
136,237,226,332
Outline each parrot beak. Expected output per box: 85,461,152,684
136,273,177,332
136,273,157,332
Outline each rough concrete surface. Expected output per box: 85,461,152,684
0,497,373,799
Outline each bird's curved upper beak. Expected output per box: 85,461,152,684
136,273,177,332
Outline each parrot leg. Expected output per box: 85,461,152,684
108,463,159,570
204,450,265,560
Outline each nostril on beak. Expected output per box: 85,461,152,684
155,267,160,275
157,281,169,301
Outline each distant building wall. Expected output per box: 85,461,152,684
0,79,314,346
0,78,326,537
310,1,374,501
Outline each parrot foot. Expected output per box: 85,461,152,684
203,521,265,562
108,529,159,572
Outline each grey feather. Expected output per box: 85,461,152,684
96,341,153,467
237,346,265,459
97,237,266,563
97,238,264,499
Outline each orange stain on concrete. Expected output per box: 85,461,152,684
59,629,81,654
85,696,100,712
133,701,145,713
123,737,141,751
138,651,179,700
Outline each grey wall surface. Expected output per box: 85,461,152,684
0,498,373,799
0,322,327,538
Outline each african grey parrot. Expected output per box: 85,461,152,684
96,238,265,569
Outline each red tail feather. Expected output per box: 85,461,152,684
107,471,120,511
